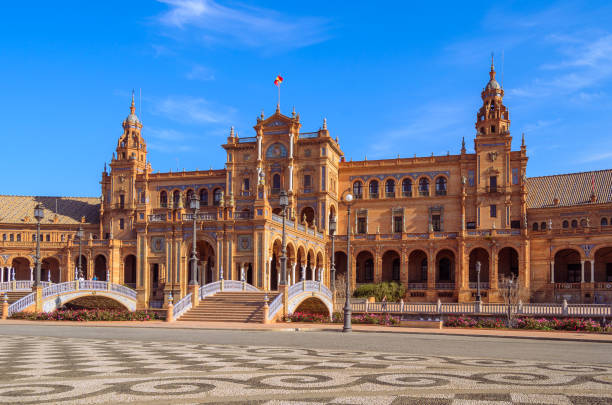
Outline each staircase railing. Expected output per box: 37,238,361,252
200,281,222,299
7,293,35,317
173,292,192,320
199,280,260,299
268,294,283,321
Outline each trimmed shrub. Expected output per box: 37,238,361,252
285,312,327,323
352,282,406,301
332,311,400,326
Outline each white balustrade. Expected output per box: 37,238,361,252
268,294,283,320
173,293,193,319
223,280,244,291
7,293,35,316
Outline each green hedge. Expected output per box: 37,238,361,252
352,282,405,301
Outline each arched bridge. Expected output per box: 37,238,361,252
267,281,333,322
7,281,138,317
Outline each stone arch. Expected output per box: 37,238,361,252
384,177,396,198
94,254,107,281
368,179,379,199
11,257,31,280
498,247,519,280
159,190,168,207
408,249,428,283
593,246,612,284
172,189,181,207
293,297,331,316
299,206,315,227
42,257,61,283
352,180,364,199
62,295,130,311
356,250,374,283
554,248,582,283
382,250,400,282
306,249,315,280
123,254,137,287
334,251,348,283
188,239,215,284
469,248,489,283
436,249,455,283
551,245,586,260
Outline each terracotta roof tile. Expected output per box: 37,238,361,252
526,169,612,209
0,195,100,225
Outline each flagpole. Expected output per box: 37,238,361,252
278,83,281,110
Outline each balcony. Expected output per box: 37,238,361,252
555,282,581,290
183,212,217,221
435,189,447,196
234,211,253,220
486,186,500,194
385,192,395,198
369,193,379,199
469,282,490,289
148,214,167,222
435,282,455,290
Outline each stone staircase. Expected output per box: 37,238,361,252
178,291,279,323
2,291,31,305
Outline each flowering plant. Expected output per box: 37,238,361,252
11,309,160,321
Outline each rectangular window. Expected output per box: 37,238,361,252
468,170,475,187
9,234,14,241
321,166,326,191
489,176,497,193
393,216,403,233
512,168,519,185
490,204,497,218
141,192,146,204
357,217,367,234
16,234,21,242
119,194,125,209
431,214,441,232
321,147,326,156
511,220,521,229
46,234,50,242
119,218,125,230
243,178,250,191
2,234,5,241
466,222,476,229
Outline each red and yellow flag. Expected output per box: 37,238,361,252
274,75,283,86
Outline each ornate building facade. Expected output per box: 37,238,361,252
1,63,612,307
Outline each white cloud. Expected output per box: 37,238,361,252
151,95,234,124
579,151,612,163
185,64,215,81
156,0,330,49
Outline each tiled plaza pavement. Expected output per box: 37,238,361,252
0,335,610,404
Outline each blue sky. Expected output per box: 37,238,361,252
2,1,612,196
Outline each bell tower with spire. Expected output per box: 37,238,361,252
473,56,514,230
102,92,149,240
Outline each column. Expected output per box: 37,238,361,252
550,261,555,283
590,260,594,283
1,267,3,283
311,266,315,281
301,265,305,281
427,250,435,289
490,250,498,290
292,263,296,285
30,267,33,282
289,165,294,192
580,260,585,283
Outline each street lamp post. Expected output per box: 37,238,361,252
475,261,482,302
77,224,84,280
189,195,200,285
329,215,337,292
279,190,289,285
342,191,354,333
33,204,44,287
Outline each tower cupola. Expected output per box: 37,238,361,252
475,56,510,137
114,91,147,169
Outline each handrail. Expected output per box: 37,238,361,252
200,281,222,299
223,280,244,291
7,292,35,316
173,293,192,319
268,294,283,320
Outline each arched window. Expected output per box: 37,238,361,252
562,220,569,229
540,222,546,230
580,218,587,227
159,191,168,208
369,180,379,199
199,189,208,206
571,219,578,228
385,179,395,198
532,223,538,231
419,178,429,196
353,181,363,199
186,189,194,204
272,174,281,193
402,178,412,197
602,218,609,226
435,177,447,196
213,188,223,206
173,190,181,207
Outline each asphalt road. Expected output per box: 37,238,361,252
0,323,610,365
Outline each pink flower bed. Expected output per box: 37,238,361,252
11,308,159,321
445,315,611,333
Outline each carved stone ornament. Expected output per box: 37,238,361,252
487,151,498,162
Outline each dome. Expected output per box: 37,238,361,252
486,79,501,90
126,112,140,124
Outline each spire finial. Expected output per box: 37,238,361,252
461,136,466,153
292,105,296,117
130,89,136,114
276,103,280,113
261,109,264,120
322,117,327,130
230,126,235,138
490,52,496,80
521,132,525,147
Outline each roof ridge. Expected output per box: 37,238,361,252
0,194,99,199
527,168,612,180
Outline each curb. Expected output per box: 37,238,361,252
1,321,611,343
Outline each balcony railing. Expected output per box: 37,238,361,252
469,282,490,289
435,189,447,196
486,186,500,193
435,282,455,290
385,192,395,198
369,193,379,199
402,190,412,197
234,211,253,220
148,214,167,222
419,189,429,196
407,283,427,290
237,136,257,143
